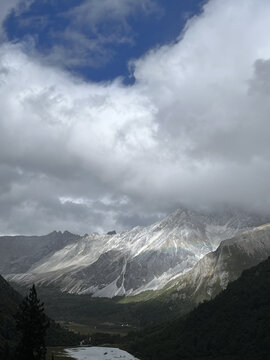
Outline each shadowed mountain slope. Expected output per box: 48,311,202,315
129,255,270,360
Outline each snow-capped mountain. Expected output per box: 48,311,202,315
4,208,266,298
159,223,270,308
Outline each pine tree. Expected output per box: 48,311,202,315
15,284,50,360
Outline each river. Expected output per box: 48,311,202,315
65,346,139,360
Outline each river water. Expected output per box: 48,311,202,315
65,346,139,360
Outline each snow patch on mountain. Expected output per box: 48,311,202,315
4,208,267,298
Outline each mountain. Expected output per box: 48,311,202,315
4,208,266,298
153,223,270,312
129,255,270,360
0,231,81,275
21,224,270,331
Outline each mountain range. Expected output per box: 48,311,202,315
2,207,269,302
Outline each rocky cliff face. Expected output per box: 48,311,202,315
4,208,266,298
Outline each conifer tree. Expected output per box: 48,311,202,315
15,284,49,360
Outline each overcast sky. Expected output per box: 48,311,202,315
0,0,270,235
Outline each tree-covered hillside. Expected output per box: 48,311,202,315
129,256,270,360
0,275,83,358
0,275,21,350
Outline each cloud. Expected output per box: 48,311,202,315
1,0,270,234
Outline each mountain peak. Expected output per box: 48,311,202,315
2,207,268,299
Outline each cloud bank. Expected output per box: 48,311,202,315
1,0,270,234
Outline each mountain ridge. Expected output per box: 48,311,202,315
3,207,267,298
0,231,81,275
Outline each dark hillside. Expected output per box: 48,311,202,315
0,275,21,350
0,275,82,357
129,256,270,360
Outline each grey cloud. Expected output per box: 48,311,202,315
249,59,270,95
116,213,163,229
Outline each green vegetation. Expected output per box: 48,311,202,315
15,284,50,360
0,275,21,352
0,278,83,359
4,255,270,360
58,320,127,336
13,284,193,331
128,256,270,360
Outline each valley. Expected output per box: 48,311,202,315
1,1,270,359
1,207,270,360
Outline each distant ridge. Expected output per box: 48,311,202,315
0,231,81,275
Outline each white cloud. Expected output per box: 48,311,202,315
1,0,270,234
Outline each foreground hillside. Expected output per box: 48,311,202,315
0,275,21,350
0,275,83,357
129,256,270,360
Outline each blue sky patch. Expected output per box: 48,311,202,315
4,0,205,83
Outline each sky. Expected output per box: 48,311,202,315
1,0,270,235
